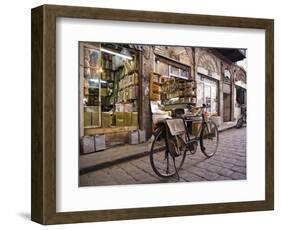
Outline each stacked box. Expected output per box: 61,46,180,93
124,112,132,126
134,85,139,98
134,73,138,84
128,130,139,145
84,112,92,127
138,130,146,143
94,135,106,151
102,112,112,128
92,112,100,127
124,88,129,101
128,130,146,144
132,112,138,126
80,135,106,154
128,74,134,86
115,112,124,127
124,103,133,112
80,136,95,154
115,103,124,112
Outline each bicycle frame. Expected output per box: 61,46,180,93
150,105,211,153
183,107,210,143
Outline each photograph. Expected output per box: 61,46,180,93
30,4,273,224
79,43,247,186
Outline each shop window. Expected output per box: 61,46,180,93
197,75,218,114
153,56,194,106
156,60,169,76
236,87,247,105
155,55,190,79
81,43,139,130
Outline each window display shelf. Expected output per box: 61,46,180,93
84,125,139,135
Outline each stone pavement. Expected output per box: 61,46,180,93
79,120,239,174
79,127,246,186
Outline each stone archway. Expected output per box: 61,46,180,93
196,51,220,75
234,68,247,83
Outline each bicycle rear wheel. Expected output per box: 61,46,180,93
200,121,219,157
150,126,186,178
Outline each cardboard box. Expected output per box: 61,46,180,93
134,73,139,84
128,131,139,144
92,112,100,127
115,103,124,112
94,135,106,151
132,112,138,126
128,130,146,144
124,103,133,112
84,112,92,127
80,136,95,154
139,130,146,143
115,112,125,126
102,112,112,128
116,119,125,127
124,112,132,126
80,135,106,154
115,112,124,120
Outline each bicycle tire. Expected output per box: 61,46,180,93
150,125,186,178
199,121,219,157
236,117,243,128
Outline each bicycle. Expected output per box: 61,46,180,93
149,104,219,179
236,104,247,128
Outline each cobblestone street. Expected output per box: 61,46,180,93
80,127,246,186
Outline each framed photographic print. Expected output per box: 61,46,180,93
31,4,274,225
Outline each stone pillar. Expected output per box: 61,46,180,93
231,77,235,121
219,76,224,121
141,46,154,139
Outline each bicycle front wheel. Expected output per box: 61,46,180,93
200,121,219,157
150,126,186,178
236,117,243,128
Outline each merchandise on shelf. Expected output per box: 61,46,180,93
132,112,138,126
92,112,100,127
115,112,125,127
124,112,132,126
84,111,92,127
102,112,112,128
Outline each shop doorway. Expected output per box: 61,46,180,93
223,93,231,121
196,75,218,114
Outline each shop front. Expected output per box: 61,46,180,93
80,42,142,149
79,44,247,154
196,74,219,115
234,70,247,120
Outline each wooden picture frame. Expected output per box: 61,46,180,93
31,4,274,225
